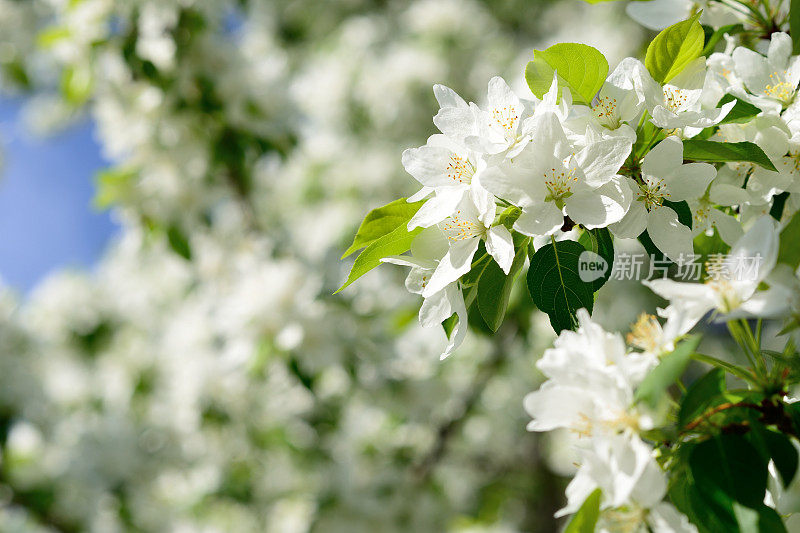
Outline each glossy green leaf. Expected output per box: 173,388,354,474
525,43,609,105
690,433,769,509
342,197,424,258
526,239,595,333
717,94,761,125
645,13,704,83
778,208,800,268
678,368,726,429
336,225,422,293
635,335,700,408
564,488,602,533
577,227,614,292
167,225,192,260
682,140,777,172
732,503,788,533
747,421,799,488
477,239,528,332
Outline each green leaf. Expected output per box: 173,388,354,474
702,24,745,56
635,335,701,409
670,473,739,533
94,168,137,209
526,239,595,333
746,419,799,488
645,13,704,83
336,225,422,293
477,239,529,332
690,433,769,509
525,43,609,105
564,488,602,533
678,368,726,429
717,94,761,125
778,208,800,268
167,225,192,260
682,140,777,172
577,228,614,292
61,65,92,106
792,0,800,55
442,313,458,339
732,503,788,533
342,198,424,258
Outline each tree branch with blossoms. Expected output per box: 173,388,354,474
339,0,800,530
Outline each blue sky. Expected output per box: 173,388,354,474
0,99,117,292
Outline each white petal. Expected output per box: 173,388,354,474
440,284,468,359
485,225,515,274
433,84,467,109
665,162,716,201
565,178,632,228
767,32,793,71
479,164,535,207
422,238,480,297
625,0,692,30
733,47,772,95
408,186,433,202
419,288,455,327
709,209,744,245
433,107,476,142
410,226,449,261
647,206,693,262
576,136,632,187
642,136,683,178
514,202,563,237
408,191,463,230
609,198,647,239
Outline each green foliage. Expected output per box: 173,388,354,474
778,208,800,269
792,0,800,55
337,197,426,292
61,65,92,106
717,94,761,125
678,368,726,429
166,225,192,260
682,140,778,171
526,239,595,333
94,168,137,209
564,488,601,533
342,198,424,258
747,421,798,488
577,228,614,292
702,24,745,56
337,224,422,293
477,237,529,332
690,434,768,511
525,43,609,105
635,335,700,409
645,14,704,84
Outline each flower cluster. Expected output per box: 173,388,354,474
343,2,800,529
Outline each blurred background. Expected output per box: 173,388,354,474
0,1,649,531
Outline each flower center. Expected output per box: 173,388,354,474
445,155,475,184
663,87,689,112
592,96,620,129
544,165,577,205
693,197,712,226
627,313,661,353
600,506,649,533
491,105,520,137
637,177,670,211
441,210,485,242
764,71,795,103
782,150,800,175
